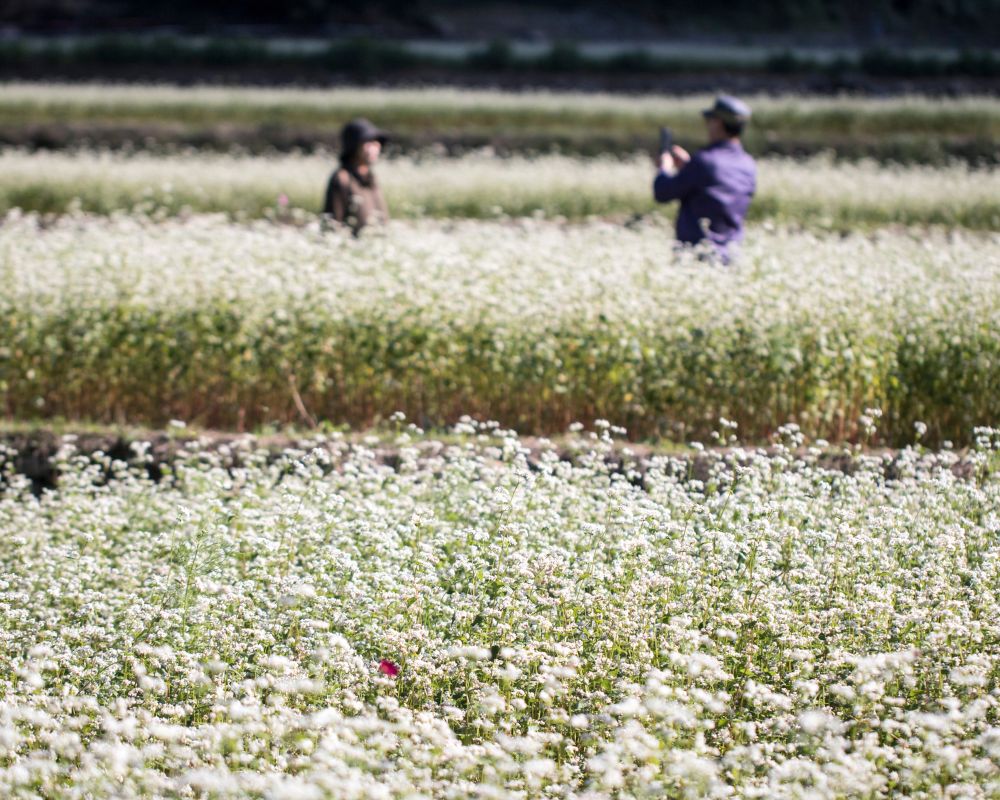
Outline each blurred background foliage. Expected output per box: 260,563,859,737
3,0,999,43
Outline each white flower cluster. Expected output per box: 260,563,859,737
3,213,997,329
0,430,998,797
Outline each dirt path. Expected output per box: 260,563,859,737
1,425,976,496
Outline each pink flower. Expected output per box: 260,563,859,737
277,193,289,208
378,659,400,677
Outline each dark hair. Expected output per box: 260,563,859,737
339,149,360,170
723,120,745,137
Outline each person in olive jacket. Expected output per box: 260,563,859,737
324,118,390,234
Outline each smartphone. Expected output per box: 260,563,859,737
659,126,673,154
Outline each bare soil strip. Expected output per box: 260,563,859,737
1,426,975,496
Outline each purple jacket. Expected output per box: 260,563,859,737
653,140,757,260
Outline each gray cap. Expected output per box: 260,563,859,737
702,95,752,125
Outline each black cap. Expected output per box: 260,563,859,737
340,118,389,159
702,95,752,126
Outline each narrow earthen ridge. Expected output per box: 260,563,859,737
0,427,977,497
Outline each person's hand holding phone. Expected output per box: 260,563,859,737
658,145,691,172
668,145,691,168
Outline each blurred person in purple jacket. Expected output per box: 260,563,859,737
653,95,757,263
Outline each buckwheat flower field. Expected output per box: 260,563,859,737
2,80,999,799
2,149,998,228
1,424,999,797
4,83,997,158
2,213,999,443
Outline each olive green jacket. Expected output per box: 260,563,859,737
323,167,389,234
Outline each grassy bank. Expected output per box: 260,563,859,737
2,150,998,230
2,215,998,445
2,84,998,162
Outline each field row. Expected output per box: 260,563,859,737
2,214,998,444
6,84,998,134
3,84,998,160
3,150,999,229
1,428,998,796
